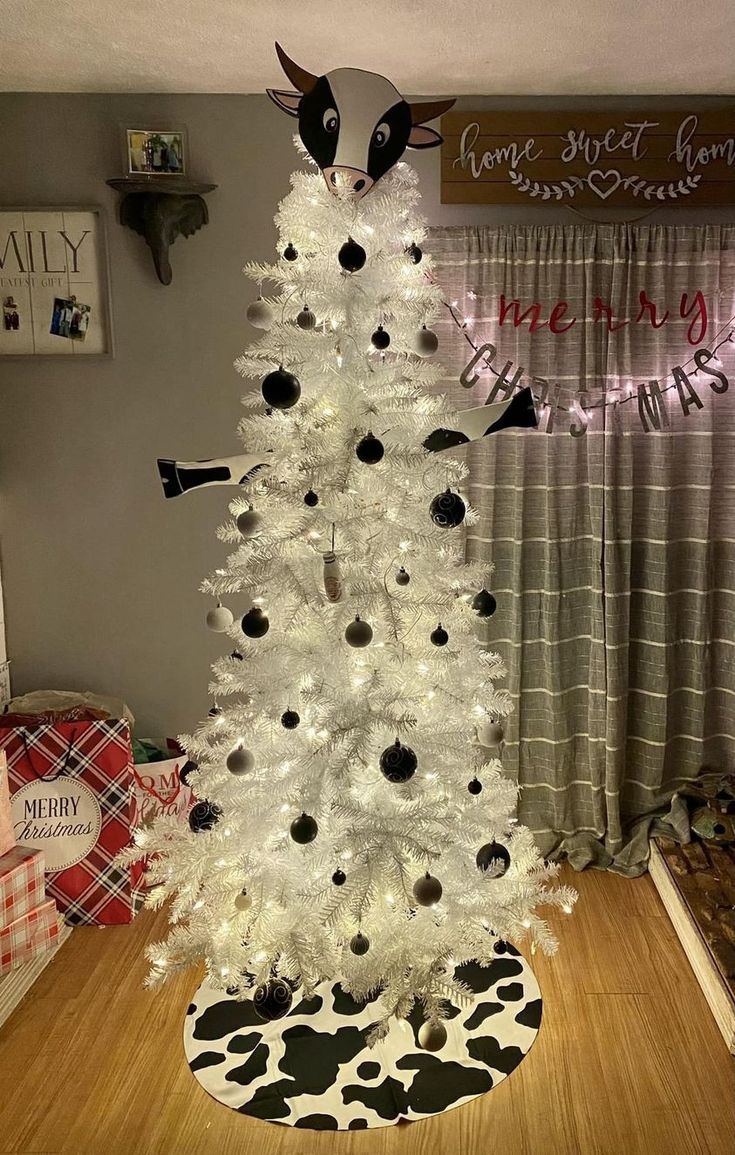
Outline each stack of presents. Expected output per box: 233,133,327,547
0,691,195,1013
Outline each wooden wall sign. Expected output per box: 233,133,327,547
441,110,735,207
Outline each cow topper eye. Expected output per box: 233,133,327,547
372,122,390,148
323,108,339,133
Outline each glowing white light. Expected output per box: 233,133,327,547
323,406,335,417
417,662,429,674
522,918,532,928
318,729,328,739
336,353,343,368
223,827,232,837
426,690,436,700
563,903,573,914
281,803,290,813
385,894,395,904
253,597,264,606
399,541,410,551
192,900,204,910
215,858,227,867
342,849,353,860
363,224,374,235
253,951,267,963
153,958,167,968
425,772,438,781
472,705,485,716
308,530,321,540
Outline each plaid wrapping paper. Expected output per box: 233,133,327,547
0,846,45,929
0,750,13,856
0,720,144,926
0,898,59,977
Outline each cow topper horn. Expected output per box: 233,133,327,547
275,41,318,94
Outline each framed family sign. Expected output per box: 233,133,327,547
0,207,113,357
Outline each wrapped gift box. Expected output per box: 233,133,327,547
0,898,59,977
0,750,13,857
0,846,45,928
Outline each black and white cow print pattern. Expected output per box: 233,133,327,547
183,943,542,1130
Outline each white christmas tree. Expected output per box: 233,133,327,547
132,148,575,1045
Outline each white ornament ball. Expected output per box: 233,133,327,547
227,746,254,775
206,604,234,632
236,508,263,538
246,297,274,329
477,719,504,748
234,889,252,912
414,325,439,357
418,1021,447,1052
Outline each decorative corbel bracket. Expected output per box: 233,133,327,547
107,178,217,285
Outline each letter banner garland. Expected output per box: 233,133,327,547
444,299,734,435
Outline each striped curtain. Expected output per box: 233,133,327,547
429,225,735,875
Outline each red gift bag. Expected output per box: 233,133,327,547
0,720,144,925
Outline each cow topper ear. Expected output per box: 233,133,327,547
407,124,443,149
267,89,302,117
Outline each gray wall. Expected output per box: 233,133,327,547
1,93,732,735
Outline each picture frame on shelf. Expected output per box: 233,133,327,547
123,127,187,177
0,207,113,359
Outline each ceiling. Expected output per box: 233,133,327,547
1,0,733,94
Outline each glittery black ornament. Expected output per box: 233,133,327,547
303,489,319,506
472,589,497,617
283,242,298,261
476,840,511,875
468,777,483,795
207,704,222,718
344,615,373,647
371,325,391,350
290,812,318,844
350,931,370,955
494,939,510,955
332,869,347,886
253,978,293,1020
430,623,449,647
429,488,466,528
261,366,301,409
395,567,410,586
296,305,316,330
406,242,423,264
379,739,417,783
241,606,269,638
338,237,366,272
188,800,221,833
281,709,300,730
230,650,244,661
356,432,384,464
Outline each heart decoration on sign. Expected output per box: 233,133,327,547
586,169,623,200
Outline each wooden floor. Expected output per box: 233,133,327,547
1,867,734,1155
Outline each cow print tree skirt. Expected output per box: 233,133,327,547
183,944,542,1130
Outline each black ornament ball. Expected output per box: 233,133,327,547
472,589,497,618
371,325,391,350
207,704,222,718
345,615,373,648
395,567,410,586
407,242,423,264
281,708,300,730
350,931,370,955
338,237,367,272
253,978,293,1021
379,739,418,784
262,366,301,409
188,800,221,833
476,840,511,876
296,304,316,330
179,759,197,786
494,939,509,955
242,606,269,638
283,242,298,262
430,623,449,647
303,489,319,507
355,432,384,464
290,812,318,844
332,869,347,886
230,649,244,661
430,488,466,529
468,777,483,795
412,872,443,906
226,746,254,776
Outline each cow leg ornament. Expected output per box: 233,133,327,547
156,388,537,499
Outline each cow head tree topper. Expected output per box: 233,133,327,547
267,42,455,199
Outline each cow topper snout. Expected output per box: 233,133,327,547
322,166,375,199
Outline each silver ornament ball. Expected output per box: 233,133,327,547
296,305,316,330
345,615,373,648
477,719,504,748
236,508,263,538
206,604,234,633
414,325,439,357
246,297,274,330
227,746,254,775
418,1021,447,1052
412,873,443,906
